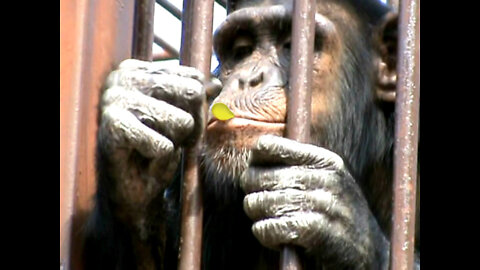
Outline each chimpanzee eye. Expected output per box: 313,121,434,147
233,46,253,61
232,36,254,61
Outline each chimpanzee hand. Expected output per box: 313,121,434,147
98,59,218,211
240,135,389,269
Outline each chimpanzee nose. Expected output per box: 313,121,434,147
251,72,264,87
238,65,285,90
239,70,263,89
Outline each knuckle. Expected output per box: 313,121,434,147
329,153,345,170
256,134,277,149
101,86,127,107
181,79,205,103
178,112,195,133
243,194,256,218
101,105,122,128
152,136,175,157
243,192,263,215
104,70,122,89
118,59,149,70
252,219,279,246
316,148,345,169
104,69,141,91
239,170,249,191
98,106,128,147
172,65,205,81
101,106,132,138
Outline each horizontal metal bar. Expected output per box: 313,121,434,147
153,34,180,58
156,0,182,20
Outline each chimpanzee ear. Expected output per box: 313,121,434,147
374,12,398,103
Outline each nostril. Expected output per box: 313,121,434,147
249,72,263,88
238,78,245,89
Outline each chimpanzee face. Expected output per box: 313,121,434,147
203,0,393,182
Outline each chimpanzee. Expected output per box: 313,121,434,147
82,0,420,269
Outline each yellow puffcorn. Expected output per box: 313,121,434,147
211,103,235,121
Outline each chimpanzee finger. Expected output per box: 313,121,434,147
243,189,350,223
205,77,223,101
102,87,196,146
250,135,344,169
117,59,205,82
105,68,205,115
100,105,175,160
251,212,338,250
240,166,341,194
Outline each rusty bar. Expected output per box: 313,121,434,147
179,0,193,66
390,0,420,268
182,0,215,75
157,0,182,20
132,0,155,61
60,0,135,269
154,34,180,59
387,0,400,12
285,0,316,143
178,1,214,270
282,0,317,269
153,51,177,61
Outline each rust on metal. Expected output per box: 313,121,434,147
387,0,400,12
286,0,316,144
154,34,180,59
132,0,155,61
157,0,182,20
177,1,215,270
179,0,193,66
280,246,304,270
390,0,420,269
282,0,317,269
60,0,135,269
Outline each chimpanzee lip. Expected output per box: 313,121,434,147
206,117,285,131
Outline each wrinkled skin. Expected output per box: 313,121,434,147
83,0,420,269
240,135,390,269
99,61,205,222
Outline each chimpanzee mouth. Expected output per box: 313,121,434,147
206,117,285,131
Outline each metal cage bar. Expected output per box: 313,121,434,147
60,0,136,269
282,0,317,269
177,1,215,270
132,0,155,61
390,0,420,269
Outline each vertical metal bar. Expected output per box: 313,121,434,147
179,0,193,66
282,0,316,269
60,0,135,269
286,0,316,143
390,0,420,268
387,0,400,12
178,1,214,270
132,0,155,61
